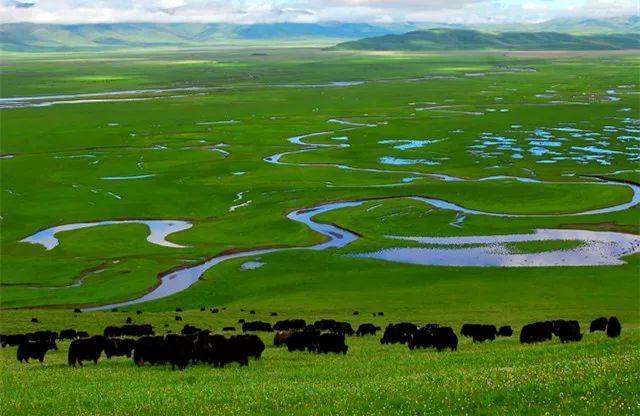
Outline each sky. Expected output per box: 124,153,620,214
0,0,636,25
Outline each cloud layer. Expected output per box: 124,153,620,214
1,0,636,24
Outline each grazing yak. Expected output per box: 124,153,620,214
104,338,135,359
133,336,168,366
590,317,608,332
552,320,582,343
274,330,293,346
409,326,458,352
104,324,154,338
207,334,264,367
380,323,418,344
1,334,27,347
3,331,58,349
68,336,111,367
181,324,201,335
607,317,621,338
242,321,273,332
356,323,379,336
520,322,553,344
284,330,319,352
76,331,90,338
498,326,513,337
17,339,57,363
314,333,348,354
273,319,306,331
59,329,78,340
313,319,354,336
460,324,497,343
165,335,196,370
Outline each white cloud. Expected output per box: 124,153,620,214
0,0,636,24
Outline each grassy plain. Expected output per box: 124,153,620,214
0,47,638,415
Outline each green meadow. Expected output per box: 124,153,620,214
0,47,638,415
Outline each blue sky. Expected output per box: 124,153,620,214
1,0,636,24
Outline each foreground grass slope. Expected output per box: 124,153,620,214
1,310,638,416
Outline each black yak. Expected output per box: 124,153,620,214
590,317,608,332
380,323,417,344
68,336,110,367
273,319,306,331
133,336,168,366
520,322,553,344
284,331,318,352
314,333,348,354
460,324,497,343
181,324,201,335
2,334,26,347
165,335,195,370
104,338,135,359
242,321,273,332
313,319,354,335
17,340,57,363
207,335,262,367
356,323,379,336
498,326,513,337
554,320,582,343
607,317,621,338
60,329,78,340
409,326,457,352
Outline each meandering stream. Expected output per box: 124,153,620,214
14,117,640,310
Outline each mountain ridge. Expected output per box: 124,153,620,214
332,28,640,51
1,17,638,52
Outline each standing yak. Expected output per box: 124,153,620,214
68,336,111,367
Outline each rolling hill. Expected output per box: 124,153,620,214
332,28,640,51
0,22,419,51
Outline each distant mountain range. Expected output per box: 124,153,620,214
0,22,417,51
332,29,640,51
1,16,638,52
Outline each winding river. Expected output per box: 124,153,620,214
13,117,640,311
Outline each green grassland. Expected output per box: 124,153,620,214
0,47,639,415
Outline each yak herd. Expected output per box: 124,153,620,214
0,314,622,370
